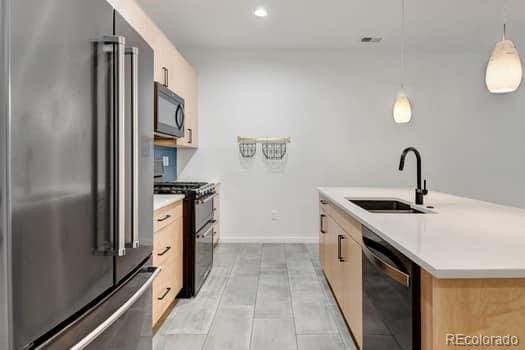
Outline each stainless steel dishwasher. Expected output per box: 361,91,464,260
362,226,421,350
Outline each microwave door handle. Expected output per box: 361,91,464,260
126,46,139,248
180,105,185,130
175,104,184,129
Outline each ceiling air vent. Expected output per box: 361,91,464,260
361,37,382,43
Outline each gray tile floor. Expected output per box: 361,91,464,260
154,244,357,350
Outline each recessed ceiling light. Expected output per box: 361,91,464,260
254,7,268,17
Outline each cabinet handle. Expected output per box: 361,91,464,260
320,200,328,205
157,214,171,222
157,287,172,301
157,246,171,256
320,214,327,234
338,235,345,262
188,128,193,144
162,67,168,87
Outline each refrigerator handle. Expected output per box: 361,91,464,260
69,267,161,350
126,46,140,249
105,35,127,256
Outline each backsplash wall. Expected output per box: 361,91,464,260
154,146,177,182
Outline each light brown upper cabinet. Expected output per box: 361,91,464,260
107,0,199,149
154,47,198,148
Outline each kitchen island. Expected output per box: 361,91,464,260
318,187,525,350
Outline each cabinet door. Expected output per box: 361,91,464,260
325,216,345,305
342,234,363,349
319,209,328,271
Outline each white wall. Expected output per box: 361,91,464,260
177,48,525,242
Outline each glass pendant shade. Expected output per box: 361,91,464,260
485,38,523,93
393,89,412,124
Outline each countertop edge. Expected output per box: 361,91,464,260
317,187,525,279
154,194,185,211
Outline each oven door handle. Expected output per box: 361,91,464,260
196,225,214,239
196,193,218,205
362,242,410,287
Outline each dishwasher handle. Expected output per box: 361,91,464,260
362,238,410,287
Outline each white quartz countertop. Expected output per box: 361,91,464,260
318,187,525,279
154,194,185,211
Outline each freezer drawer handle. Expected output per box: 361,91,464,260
157,246,171,256
158,287,172,301
157,214,171,222
70,267,161,350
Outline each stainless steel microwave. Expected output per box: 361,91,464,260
154,82,185,138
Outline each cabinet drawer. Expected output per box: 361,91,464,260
154,201,182,232
326,202,362,245
152,256,177,326
153,216,181,267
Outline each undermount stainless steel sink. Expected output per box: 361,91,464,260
348,199,426,214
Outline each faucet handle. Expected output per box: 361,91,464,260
423,179,428,195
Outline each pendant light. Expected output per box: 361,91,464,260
393,0,412,124
485,23,523,94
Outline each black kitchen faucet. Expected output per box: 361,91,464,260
399,147,428,205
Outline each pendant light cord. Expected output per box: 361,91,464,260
502,0,509,40
401,0,406,88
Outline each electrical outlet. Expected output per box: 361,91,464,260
163,156,169,167
271,210,280,221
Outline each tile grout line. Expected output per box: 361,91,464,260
286,245,300,350
248,245,263,350
200,246,243,350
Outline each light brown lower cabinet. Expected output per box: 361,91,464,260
421,270,525,350
319,198,363,349
341,232,363,348
152,201,183,329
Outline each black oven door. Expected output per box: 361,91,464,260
194,221,214,294
154,82,184,138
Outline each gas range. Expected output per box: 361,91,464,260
154,181,216,200
154,181,216,298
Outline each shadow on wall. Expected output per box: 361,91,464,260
177,148,198,177
154,145,178,182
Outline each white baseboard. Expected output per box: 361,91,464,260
218,236,319,244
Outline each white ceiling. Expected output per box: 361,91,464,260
136,0,525,51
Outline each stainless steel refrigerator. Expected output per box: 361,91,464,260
0,0,157,349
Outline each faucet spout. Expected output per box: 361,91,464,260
398,147,427,205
